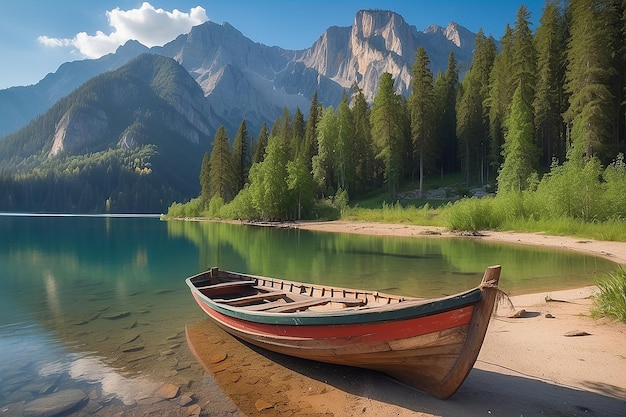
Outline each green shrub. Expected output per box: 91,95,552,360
182,197,204,217
220,187,257,220
592,268,626,323
207,196,224,218
444,196,500,231
166,201,185,218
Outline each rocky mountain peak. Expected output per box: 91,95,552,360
1,9,477,140
352,10,415,58
443,22,463,48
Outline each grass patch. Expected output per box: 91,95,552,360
342,202,445,226
499,217,626,242
592,268,626,323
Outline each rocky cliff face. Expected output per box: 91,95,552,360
49,106,109,156
0,54,214,165
293,10,474,101
0,9,477,139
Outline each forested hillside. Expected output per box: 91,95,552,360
170,1,626,223
2,2,625,217
0,54,213,213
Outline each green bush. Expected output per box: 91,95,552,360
444,196,500,231
166,197,203,218
592,268,626,323
220,187,257,220
207,196,224,218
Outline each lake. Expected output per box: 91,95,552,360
0,214,618,415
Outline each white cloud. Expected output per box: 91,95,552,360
37,2,208,58
37,36,73,48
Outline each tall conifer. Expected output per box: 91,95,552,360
564,0,622,161
303,91,321,167
351,84,377,192
199,151,210,203
337,92,356,192
497,84,538,193
408,46,435,198
533,1,568,164
232,119,250,192
208,126,235,201
252,122,269,164
292,107,305,161
456,30,496,184
487,25,514,171
433,52,459,175
371,72,404,199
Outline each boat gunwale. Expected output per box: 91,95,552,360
185,271,483,326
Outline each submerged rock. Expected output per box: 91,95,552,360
154,383,179,399
23,389,87,417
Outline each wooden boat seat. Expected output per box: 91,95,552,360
326,297,367,307
195,280,256,291
262,296,364,313
216,291,287,306
267,298,331,313
240,299,288,311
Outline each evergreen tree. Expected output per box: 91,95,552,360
456,30,496,184
232,119,250,192
408,46,435,198
252,122,269,164
312,106,339,196
487,25,515,172
350,83,377,192
433,52,459,175
208,126,235,201
278,106,293,150
199,151,210,202
303,91,321,167
371,72,404,199
337,92,356,192
564,0,622,161
292,107,305,160
497,84,538,193
533,0,568,164
512,5,538,111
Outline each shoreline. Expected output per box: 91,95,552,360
289,220,626,266
213,219,626,415
177,217,626,415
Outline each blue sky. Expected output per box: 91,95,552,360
0,1,546,89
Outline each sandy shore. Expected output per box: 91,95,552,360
292,220,626,265
204,220,625,416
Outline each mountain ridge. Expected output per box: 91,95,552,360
0,54,213,212
0,9,476,138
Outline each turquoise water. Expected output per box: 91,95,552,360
0,214,618,414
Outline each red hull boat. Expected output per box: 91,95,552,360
185,265,501,399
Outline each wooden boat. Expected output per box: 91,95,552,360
185,265,501,399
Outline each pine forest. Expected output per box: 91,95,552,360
170,1,626,231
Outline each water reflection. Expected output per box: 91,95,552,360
166,219,617,296
67,356,160,406
0,215,619,415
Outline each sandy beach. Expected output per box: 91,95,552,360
191,220,626,416
293,220,626,265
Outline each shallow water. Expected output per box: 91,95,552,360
0,214,618,415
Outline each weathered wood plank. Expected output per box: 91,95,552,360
195,280,256,291
217,291,287,306
267,298,330,313
240,299,288,311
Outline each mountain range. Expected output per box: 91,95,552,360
0,10,475,139
0,9,477,213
